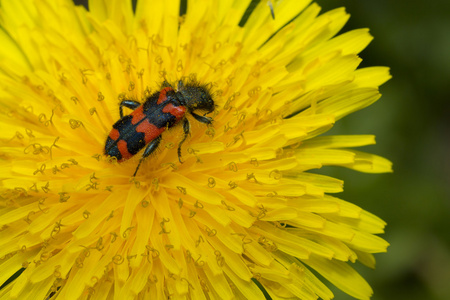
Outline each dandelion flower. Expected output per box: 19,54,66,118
0,0,392,299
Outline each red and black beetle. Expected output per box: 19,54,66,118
105,80,215,176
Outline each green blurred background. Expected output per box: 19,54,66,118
71,1,450,299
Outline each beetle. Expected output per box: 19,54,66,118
105,80,215,176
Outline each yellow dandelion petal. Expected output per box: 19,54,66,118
0,0,392,299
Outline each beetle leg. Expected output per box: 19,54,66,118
119,100,141,118
133,136,162,177
190,112,213,124
177,118,190,163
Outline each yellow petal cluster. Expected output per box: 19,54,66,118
0,0,391,299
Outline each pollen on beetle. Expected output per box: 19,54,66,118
0,1,392,299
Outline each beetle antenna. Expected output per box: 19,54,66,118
177,80,185,91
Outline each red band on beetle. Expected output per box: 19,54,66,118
109,128,120,140
157,87,173,104
117,140,133,161
131,106,145,125
162,103,186,120
136,119,165,143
